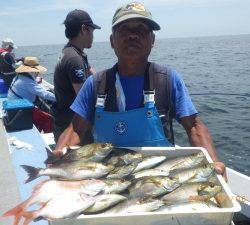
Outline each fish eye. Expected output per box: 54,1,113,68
101,143,107,148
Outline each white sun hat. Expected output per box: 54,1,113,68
2,38,17,49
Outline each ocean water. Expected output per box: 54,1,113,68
15,34,250,176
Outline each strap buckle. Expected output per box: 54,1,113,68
143,90,155,103
96,94,107,107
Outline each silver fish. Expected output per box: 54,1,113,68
103,179,131,194
170,164,215,184
129,177,180,198
133,169,170,179
84,194,127,213
169,152,206,173
107,153,143,166
106,163,137,179
161,182,221,204
104,198,164,214
45,143,113,164
133,156,166,173
21,161,114,182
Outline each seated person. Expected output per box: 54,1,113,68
8,56,56,133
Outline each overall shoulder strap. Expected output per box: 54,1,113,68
93,70,107,97
149,62,175,144
93,64,118,111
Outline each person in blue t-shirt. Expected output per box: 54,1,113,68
54,2,226,180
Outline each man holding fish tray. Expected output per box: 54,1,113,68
54,2,226,179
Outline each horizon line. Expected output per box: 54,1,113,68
17,33,250,48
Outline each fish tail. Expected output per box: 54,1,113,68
13,214,22,225
22,211,40,225
2,205,24,225
2,199,29,217
20,165,41,183
44,147,58,164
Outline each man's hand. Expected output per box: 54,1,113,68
214,161,227,182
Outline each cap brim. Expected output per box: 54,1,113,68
112,14,160,31
88,23,101,29
15,65,47,73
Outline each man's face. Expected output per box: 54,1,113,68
81,25,94,48
8,46,14,52
110,19,155,61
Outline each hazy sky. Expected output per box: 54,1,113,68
1,0,250,46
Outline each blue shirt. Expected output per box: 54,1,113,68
8,75,56,103
71,69,197,123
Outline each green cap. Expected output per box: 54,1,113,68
112,2,160,30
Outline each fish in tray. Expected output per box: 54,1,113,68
103,198,165,214
129,176,181,198
103,179,132,194
132,168,170,179
168,152,205,172
45,142,113,164
160,182,222,204
84,194,127,213
19,191,96,224
107,154,166,173
133,155,167,173
2,179,105,224
107,152,144,166
156,151,206,173
21,161,114,182
106,163,138,179
170,164,215,184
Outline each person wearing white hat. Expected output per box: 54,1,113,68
8,57,56,133
0,38,23,87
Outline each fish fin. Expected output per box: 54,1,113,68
33,216,45,222
32,180,48,193
169,161,183,171
66,145,72,151
20,165,40,183
127,174,137,182
67,145,81,150
44,147,58,164
22,211,39,225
